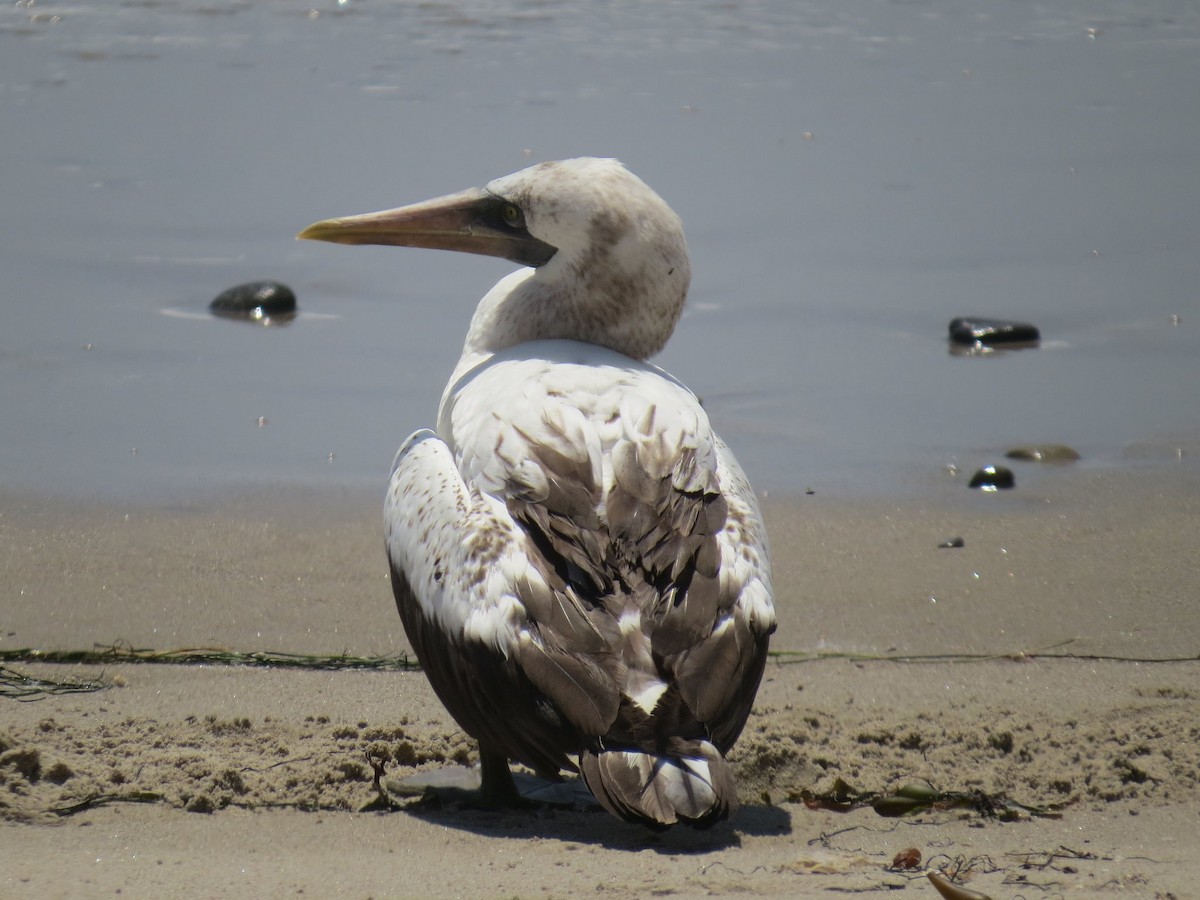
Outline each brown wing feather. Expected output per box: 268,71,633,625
504,402,767,758
390,561,579,778
670,620,771,752
393,391,770,819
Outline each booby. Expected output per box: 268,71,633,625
299,158,775,829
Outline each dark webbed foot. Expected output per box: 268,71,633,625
383,746,595,811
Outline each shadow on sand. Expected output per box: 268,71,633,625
379,796,791,852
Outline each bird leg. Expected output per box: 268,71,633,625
478,745,524,807
379,744,580,816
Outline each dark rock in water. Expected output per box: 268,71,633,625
968,465,1015,490
210,281,297,323
949,317,1040,346
938,537,965,549
1005,444,1081,463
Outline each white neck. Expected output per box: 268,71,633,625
462,237,690,362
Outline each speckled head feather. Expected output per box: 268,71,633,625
464,158,691,362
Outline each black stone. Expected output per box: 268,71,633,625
968,465,1015,490
948,317,1040,346
1005,444,1081,463
938,537,965,549
210,281,297,321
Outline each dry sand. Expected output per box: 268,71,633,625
2,466,1198,898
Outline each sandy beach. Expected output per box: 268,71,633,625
4,0,1200,895
3,466,1198,897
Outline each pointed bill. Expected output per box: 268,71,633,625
298,188,556,267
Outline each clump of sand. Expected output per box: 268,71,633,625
0,711,474,824
4,677,1196,826
733,691,1200,810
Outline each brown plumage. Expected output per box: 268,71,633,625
300,158,776,828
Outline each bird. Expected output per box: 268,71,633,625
298,157,775,829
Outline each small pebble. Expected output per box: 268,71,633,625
184,793,216,814
210,281,297,323
938,537,965,549
968,465,1015,490
1005,444,1081,463
948,317,1040,346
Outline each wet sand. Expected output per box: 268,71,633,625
3,467,1198,897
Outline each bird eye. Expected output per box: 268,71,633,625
501,203,523,227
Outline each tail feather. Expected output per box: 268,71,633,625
579,741,736,829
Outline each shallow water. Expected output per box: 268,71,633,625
3,0,1198,503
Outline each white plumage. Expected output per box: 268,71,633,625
300,158,775,829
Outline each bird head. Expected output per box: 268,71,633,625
299,158,691,360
